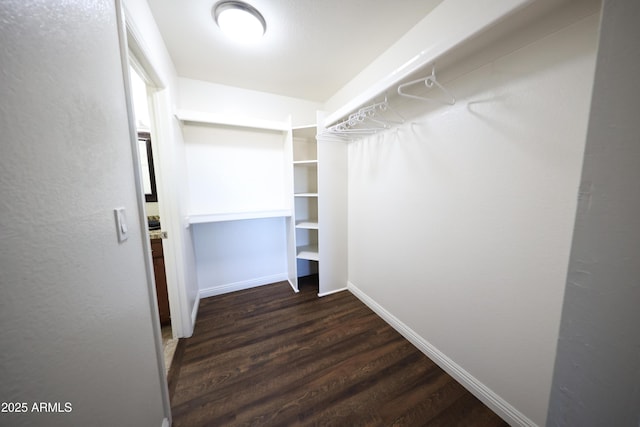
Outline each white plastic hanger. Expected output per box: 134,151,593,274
397,66,455,105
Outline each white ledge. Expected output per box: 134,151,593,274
175,109,290,131
188,209,292,224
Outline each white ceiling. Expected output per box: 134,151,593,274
146,0,443,102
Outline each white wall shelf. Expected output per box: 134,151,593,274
175,109,290,131
293,160,318,165
188,209,291,224
294,193,318,197
296,220,319,229
297,245,319,261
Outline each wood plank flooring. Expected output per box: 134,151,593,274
168,277,508,426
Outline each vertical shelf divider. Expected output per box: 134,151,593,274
317,110,348,296
284,116,299,292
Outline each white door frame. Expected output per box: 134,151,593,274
121,3,191,341
115,1,173,424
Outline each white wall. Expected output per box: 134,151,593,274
193,218,288,297
346,9,599,427
547,0,640,424
183,124,289,216
179,77,322,127
124,0,200,337
0,1,167,425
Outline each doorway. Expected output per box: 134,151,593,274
128,63,178,372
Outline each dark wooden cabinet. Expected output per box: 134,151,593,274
151,238,170,325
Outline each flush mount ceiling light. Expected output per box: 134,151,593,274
213,1,266,43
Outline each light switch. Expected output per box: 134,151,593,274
114,207,129,243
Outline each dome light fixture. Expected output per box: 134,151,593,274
213,1,266,43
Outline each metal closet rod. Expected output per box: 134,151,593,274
319,99,401,141
319,65,455,141
327,99,401,132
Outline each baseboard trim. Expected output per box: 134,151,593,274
190,293,200,328
287,278,300,293
317,286,348,297
200,273,289,299
347,281,537,427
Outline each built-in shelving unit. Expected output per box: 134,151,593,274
177,108,346,297
286,114,349,297
289,125,319,288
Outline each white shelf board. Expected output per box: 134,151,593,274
175,109,290,131
293,160,318,165
188,209,292,224
296,220,319,229
297,245,319,261
294,193,318,197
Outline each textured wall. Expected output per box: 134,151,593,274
547,0,640,425
0,1,167,425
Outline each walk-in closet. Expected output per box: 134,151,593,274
157,0,612,424
150,1,607,424
6,0,637,426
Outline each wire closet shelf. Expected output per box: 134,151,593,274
318,65,455,142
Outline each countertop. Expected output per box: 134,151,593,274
148,216,165,240
149,230,165,240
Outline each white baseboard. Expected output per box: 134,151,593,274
318,286,348,297
191,292,200,327
347,281,537,427
199,273,288,299
287,278,300,293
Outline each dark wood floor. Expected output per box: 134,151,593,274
168,277,508,426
